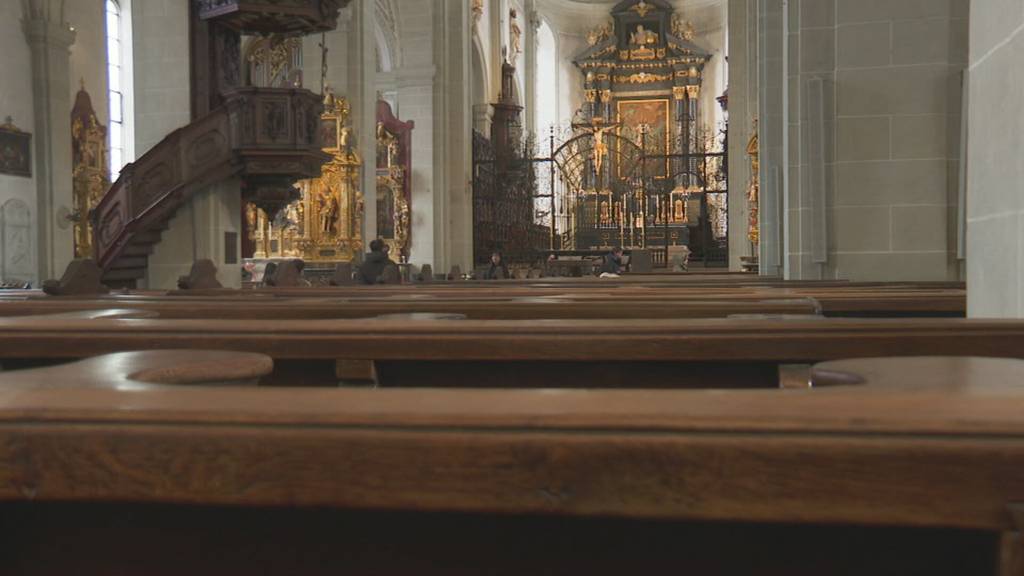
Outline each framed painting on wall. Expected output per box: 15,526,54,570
0,118,31,178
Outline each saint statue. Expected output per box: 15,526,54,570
592,124,614,178
320,190,339,235
387,139,400,167
509,9,522,64
630,24,658,47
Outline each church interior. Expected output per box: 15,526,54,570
1,0,1024,574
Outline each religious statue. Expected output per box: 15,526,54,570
671,14,696,41
472,0,484,28
509,8,522,64
592,123,613,178
674,198,685,222
387,139,400,167
630,24,658,47
320,189,339,235
587,20,614,46
395,198,410,260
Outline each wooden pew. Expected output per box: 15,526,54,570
0,281,966,318
0,354,1019,574
0,294,823,320
0,315,1019,388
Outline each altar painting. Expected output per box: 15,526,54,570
616,99,669,179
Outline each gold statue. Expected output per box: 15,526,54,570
630,24,658,46
320,189,339,234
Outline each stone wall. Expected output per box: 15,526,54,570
966,0,1024,317
68,1,108,130
0,0,38,283
761,0,967,281
133,0,189,157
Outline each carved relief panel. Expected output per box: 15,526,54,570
0,199,32,282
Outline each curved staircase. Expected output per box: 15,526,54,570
90,0,351,288
91,87,329,288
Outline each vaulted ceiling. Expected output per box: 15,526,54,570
536,0,725,33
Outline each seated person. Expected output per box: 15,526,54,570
355,239,396,285
599,246,625,277
483,251,510,280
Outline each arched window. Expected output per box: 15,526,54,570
535,19,557,137
105,0,133,180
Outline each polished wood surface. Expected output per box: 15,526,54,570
0,316,1015,363
0,350,272,387
0,355,1020,532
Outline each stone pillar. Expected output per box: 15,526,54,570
349,0,378,247
523,0,539,136
473,103,493,136
757,0,785,277
967,0,1023,317
726,0,756,271
435,0,473,271
397,67,436,268
22,0,76,281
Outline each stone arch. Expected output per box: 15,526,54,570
471,32,489,108
374,0,400,73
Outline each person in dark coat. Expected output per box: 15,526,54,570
599,247,625,276
356,239,396,285
483,251,510,280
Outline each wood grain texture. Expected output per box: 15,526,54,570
0,316,1015,363
0,355,1021,532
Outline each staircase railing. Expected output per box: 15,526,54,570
92,87,327,272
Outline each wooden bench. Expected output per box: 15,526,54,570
0,315,1019,388
0,281,966,317
0,354,1019,574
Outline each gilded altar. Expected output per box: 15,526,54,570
71,85,110,259
375,100,414,262
248,90,363,261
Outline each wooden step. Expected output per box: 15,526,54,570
134,231,163,244
122,243,155,257
109,257,149,270
102,268,146,282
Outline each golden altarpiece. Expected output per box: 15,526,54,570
565,0,727,263
375,100,413,262
71,84,110,259
247,88,364,261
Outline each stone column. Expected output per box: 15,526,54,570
22,0,76,281
349,0,378,248
435,0,473,271
473,103,493,136
726,0,755,271
523,0,539,137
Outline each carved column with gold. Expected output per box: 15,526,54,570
70,84,110,259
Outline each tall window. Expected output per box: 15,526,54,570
535,20,557,137
106,0,125,180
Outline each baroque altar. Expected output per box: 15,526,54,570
565,0,725,261
247,89,363,262
375,100,413,262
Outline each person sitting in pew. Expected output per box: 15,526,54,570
483,251,510,280
599,247,626,278
356,239,396,285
